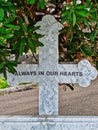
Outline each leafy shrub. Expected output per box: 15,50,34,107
60,0,98,67
0,0,44,78
0,76,9,89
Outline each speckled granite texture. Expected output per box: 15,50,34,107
0,116,98,130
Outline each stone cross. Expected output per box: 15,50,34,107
7,15,98,115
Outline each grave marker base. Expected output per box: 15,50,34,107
0,116,98,130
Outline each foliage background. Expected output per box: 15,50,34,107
0,0,98,78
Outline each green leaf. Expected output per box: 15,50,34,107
0,37,6,42
80,48,87,57
0,8,4,21
6,60,17,73
84,18,90,27
61,9,69,17
0,28,12,34
7,64,16,74
3,34,14,39
81,44,94,56
88,31,97,43
4,16,16,24
73,12,76,26
0,77,8,89
3,69,7,79
65,4,71,9
61,9,70,23
76,10,88,17
39,0,45,9
33,40,44,47
0,62,5,70
61,17,67,23
32,33,44,39
73,0,76,6
0,42,6,47
19,38,26,55
5,24,19,30
27,38,36,53
12,41,20,51
1,1,12,6
29,26,40,32
27,0,37,4
75,5,86,10
7,6,17,16
10,60,18,67
18,17,27,32
0,49,10,55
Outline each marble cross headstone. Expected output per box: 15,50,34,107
7,15,98,115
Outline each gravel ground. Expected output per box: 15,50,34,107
0,78,98,116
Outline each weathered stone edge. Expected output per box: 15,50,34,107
0,83,38,95
0,116,98,123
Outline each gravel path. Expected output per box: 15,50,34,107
0,78,98,116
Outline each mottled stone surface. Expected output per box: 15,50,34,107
78,59,98,87
35,15,62,115
0,116,98,130
6,15,97,116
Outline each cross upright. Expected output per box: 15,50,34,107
7,15,98,116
